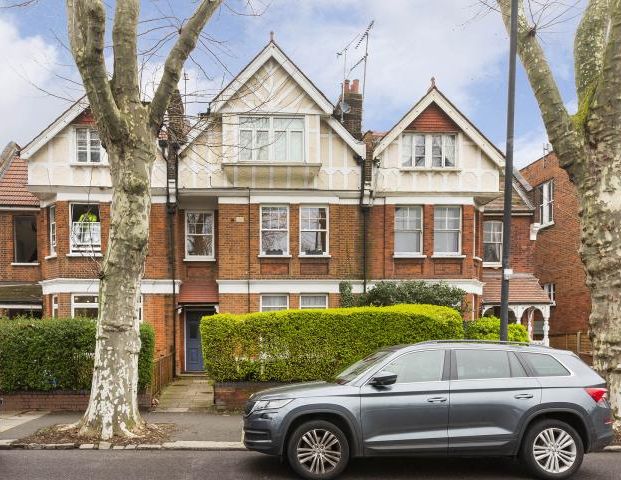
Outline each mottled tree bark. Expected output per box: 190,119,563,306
65,0,222,439
496,0,621,431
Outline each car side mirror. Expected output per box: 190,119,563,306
370,371,398,387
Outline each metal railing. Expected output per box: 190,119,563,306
71,221,101,251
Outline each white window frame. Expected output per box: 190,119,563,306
69,203,101,254
71,293,99,318
52,295,58,318
49,205,56,255
394,206,424,256
401,133,457,169
433,206,462,256
260,205,290,256
239,116,305,163
299,206,329,257
260,294,289,312
538,180,554,226
74,127,102,164
185,210,215,260
543,283,556,305
300,294,329,310
483,220,503,265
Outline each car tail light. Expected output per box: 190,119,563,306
585,387,608,404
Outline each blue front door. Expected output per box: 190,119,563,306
185,310,208,371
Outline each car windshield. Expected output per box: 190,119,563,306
334,349,394,384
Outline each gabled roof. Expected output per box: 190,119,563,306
0,145,39,208
372,86,505,168
210,40,334,114
20,96,90,160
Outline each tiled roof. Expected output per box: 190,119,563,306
482,272,551,304
0,149,39,207
178,281,218,304
0,283,42,304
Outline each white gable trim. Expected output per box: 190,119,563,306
211,42,334,115
21,96,90,160
372,89,505,168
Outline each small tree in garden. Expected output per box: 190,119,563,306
340,281,466,313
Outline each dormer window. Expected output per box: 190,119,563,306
75,127,101,163
402,133,456,168
239,116,304,162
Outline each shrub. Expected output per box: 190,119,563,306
0,318,155,392
339,281,466,312
465,317,529,343
200,304,463,382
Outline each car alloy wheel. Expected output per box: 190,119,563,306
296,428,342,475
532,427,577,474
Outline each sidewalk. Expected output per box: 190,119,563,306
0,411,244,447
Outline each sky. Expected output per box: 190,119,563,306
0,0,585,168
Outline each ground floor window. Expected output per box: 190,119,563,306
71,294,99,318
52,295,58,318
261,294,288,312
300,294,328,309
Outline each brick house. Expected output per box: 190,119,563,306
520,152,591,351
4,39,555,373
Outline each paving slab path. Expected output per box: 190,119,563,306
154,375,214,412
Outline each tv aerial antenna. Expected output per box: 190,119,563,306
336,20,374,122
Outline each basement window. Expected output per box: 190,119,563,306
13,215,38,263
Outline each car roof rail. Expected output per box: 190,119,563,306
416,339,553,348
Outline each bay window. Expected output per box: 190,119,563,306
185,211,215,259
261,294,288,312
70,204,101,253
239,116,304,162
49,205,56,255
434,206,461,254
300,206,328,256
260,206,289,256
402,133,456,168
71,294,98,318
394,206,423,255
483,221,503,264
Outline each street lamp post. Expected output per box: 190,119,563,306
500,0,519,342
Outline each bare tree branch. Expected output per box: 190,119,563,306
67,0,122,140
496,0,584,174
149,0,223,132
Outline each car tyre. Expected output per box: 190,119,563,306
286,420,350,480
520,419,584,480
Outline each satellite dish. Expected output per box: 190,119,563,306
339,101,351,114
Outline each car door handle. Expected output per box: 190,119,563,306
514,393,534,399
426,396,448,403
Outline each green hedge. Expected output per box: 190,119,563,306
465,317,529,343
0,318,155,392
200,305,463,382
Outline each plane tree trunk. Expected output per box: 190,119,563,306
496,0,621,431
65,0,222,439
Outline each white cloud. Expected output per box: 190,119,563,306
513,129,550,169
0,16,70,148
243,0,508,129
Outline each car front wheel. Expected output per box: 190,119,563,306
521,419,584,480
286,420,350,480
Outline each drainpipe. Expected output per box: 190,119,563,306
247,187,251,313
356,154,368,293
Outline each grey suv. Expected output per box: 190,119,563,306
243,341,613,480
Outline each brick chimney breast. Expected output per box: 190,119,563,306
336,78,363,140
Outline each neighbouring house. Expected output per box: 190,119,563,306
2,39,559,374
520,152,592,355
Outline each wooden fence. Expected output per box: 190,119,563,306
150,353,174,396
549,332,593,362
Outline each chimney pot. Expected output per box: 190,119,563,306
344,79,350,93
351,79,360,94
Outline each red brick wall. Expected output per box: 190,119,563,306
483,214,535,273
406,103,459,132
520,153,591,334
0,391,151,412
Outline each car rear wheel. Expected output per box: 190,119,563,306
286,420,350,480
520,419,584,480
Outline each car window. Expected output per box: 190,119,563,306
455,349,511,380
335,349,394,384
383,350,445,383
522,353,570,377
509,352,528,377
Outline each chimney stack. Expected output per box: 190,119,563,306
336,78,363,140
